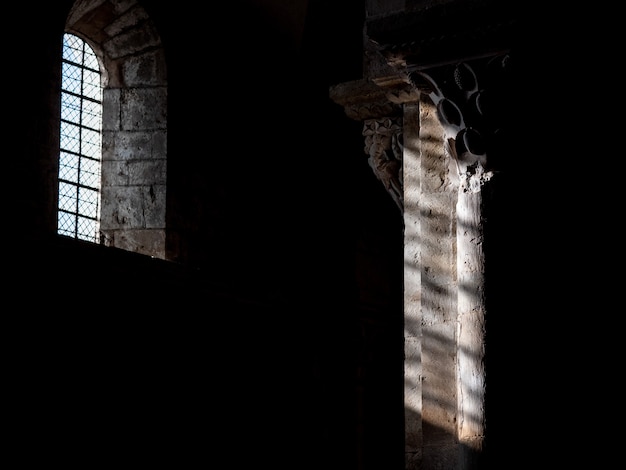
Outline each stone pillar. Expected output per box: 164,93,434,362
410,54,508,469
454,148,491,466
330,51,510,469
414,89,459,470
402,103,421,469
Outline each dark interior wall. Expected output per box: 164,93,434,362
156,0,370,290
11,2,70,239
8,1,403,469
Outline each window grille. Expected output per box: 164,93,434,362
57,33,103,243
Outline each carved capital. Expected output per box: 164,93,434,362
330,53,512,205
363,117,403,211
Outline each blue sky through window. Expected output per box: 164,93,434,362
57,34,103,243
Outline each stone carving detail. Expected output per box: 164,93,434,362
408,54,511,192
331,54,511,207
363,117,403,211
329,79,402,121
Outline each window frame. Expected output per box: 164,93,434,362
60,0,170,260
57,33,104,243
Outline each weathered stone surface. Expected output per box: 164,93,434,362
100,184,165,229
102,130,167,163
120,88,167,131
103,228,166,259
122,49,167,87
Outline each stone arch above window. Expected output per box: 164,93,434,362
66,0,168,260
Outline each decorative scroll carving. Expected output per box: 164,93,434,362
408,54,511,192
363,117,403,211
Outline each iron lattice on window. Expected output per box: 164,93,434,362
57,33,103,243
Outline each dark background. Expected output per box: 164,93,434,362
7,1,405,469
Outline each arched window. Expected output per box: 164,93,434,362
59,0,170,260
57,33,103,243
